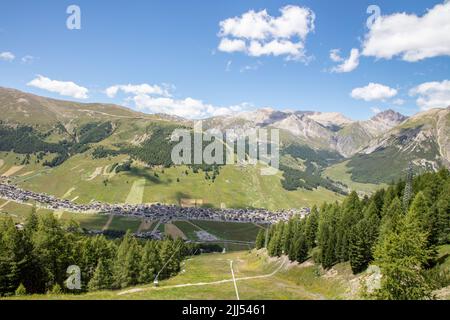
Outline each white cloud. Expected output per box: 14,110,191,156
27,75,88,99
331,48,360,73
329,49,343,62
132,94,248,119
105,83,250,119
21,55,36,64
393,98,405,106
351,83,398,101
362,2,450,62
410,80,450,110
105,83,169,98
371,107,382,114
0,51,15,62
218,5,315,61
218,38,247,53
240,61,262,73
248,39,304,58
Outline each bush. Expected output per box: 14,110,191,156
50,283,62,294
15,283,27,296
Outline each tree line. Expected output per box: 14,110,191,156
256,168,450,299
0,210,193,297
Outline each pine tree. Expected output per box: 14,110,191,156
88,258,113,291
255,229,265,249
289,220,308,263
304,206,319,250
139,241,161,284
336,192,362,262
373,211,433,300
349,202,380,274
434,184,450,245
32,213,71,291
113,231,135,288
378,197,403,240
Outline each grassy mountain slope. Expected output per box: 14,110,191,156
346,107,450,184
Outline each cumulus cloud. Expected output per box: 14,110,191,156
0,51,15,61
410,80,450,110
105,83,250,119
362,2,450,62
351,83,398,101
329,49,343,62
393,98,405,106
218,38,247,53
132,94,248,119
330,48,360,73
27,75,88,99
371,107,382,114
105,83,169,98
217,5,315,61
21,55,36,64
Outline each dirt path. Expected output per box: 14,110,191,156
86,167,102,181
118,256,288,296
0,159,5,171
63,187,76,199
230,260,240,300
102,215,114,231
0,200,10,210
1,165,24,177
19,171,35,177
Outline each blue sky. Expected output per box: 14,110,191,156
1,0,449,120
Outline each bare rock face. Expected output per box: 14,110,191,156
205,108,409,158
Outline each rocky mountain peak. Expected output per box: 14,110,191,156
371,109,407,124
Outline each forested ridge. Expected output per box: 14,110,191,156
256,168,450,299
0,211,194,297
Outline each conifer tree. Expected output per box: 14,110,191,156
139,241,161,283
255,229,265,249
88,258,113,291
434,185,450,245
373,210,432,300
305,205,319,250
349,202,380,273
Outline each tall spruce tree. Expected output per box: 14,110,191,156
373,209,432,300
255,229,265,249
88,258,113,291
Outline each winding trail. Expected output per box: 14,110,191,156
118,256,288,296
230,260,240,300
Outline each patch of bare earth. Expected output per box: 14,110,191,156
165,223,187,240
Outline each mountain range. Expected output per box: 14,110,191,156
0,86,449,206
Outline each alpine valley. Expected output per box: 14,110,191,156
1,86,449,210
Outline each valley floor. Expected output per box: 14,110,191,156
0,152,344,211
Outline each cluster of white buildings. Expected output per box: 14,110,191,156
0,183,309,224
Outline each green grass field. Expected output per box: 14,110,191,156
172,221,201,240
107,215,142,232
2,151,344,210
323,160,386,195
